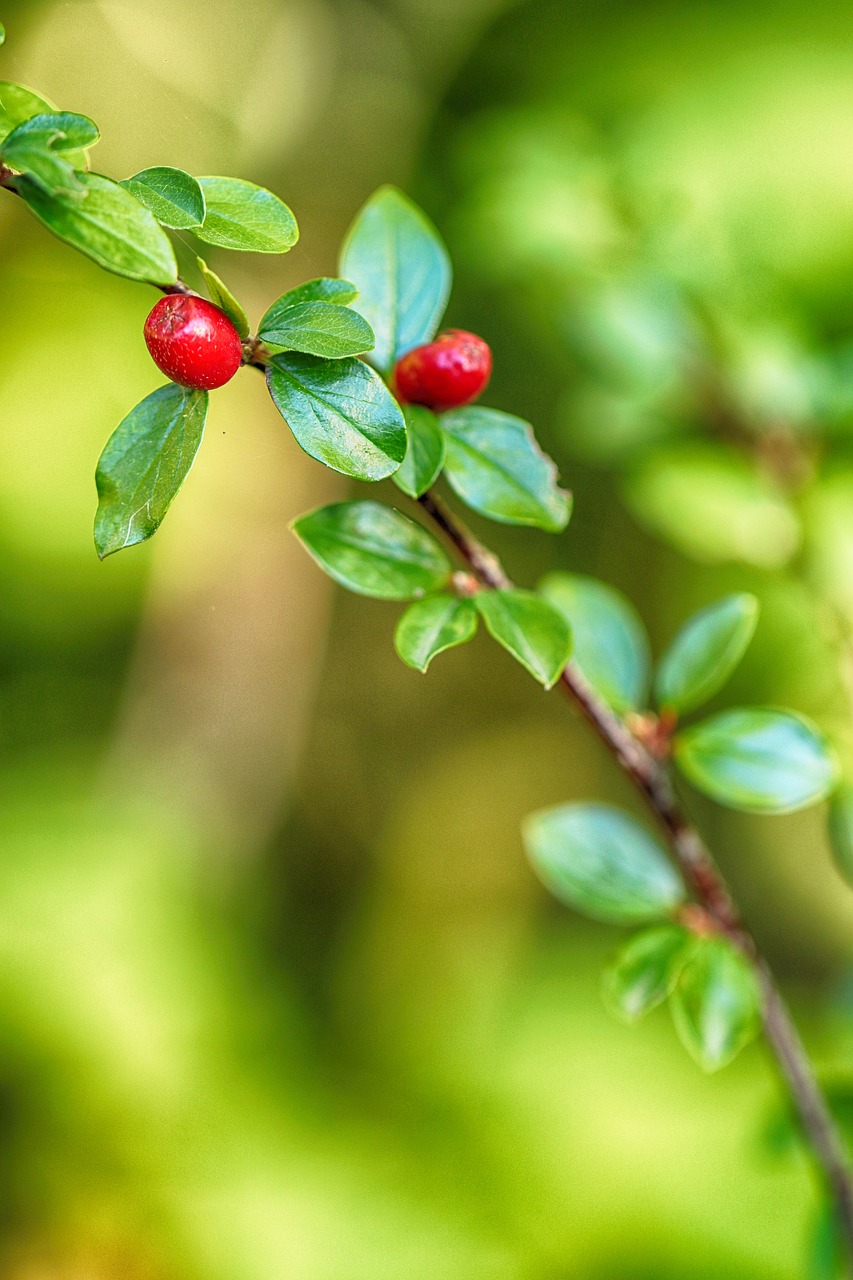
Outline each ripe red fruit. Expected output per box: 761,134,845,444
393,329,492,412
144,294,243,391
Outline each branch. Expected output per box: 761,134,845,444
417,487,853,1261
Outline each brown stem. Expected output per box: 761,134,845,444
417,487,853,1261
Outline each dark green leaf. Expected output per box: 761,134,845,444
291,500,451,599
441,406,571,532
828,784,853,886
670,936,761,1071
267,353,406,481
196,257,250,339
339,185,451,374
271,278,358,307
94,384,208,558
523,802,685,923
394,594,478,672
258,299,374,359
195,176,297,252
0,83,90,167
0,112,97,197
17,171,178,284
602,925,693,1022
393,405,445,498
675,708,838,814
474,589,571,688
121,166,205,229
656,594,759,715
539,572,650,713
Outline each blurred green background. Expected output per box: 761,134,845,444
3,0,853,1275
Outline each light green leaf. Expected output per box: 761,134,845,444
196,256,250,339
523,802,685,923
828,784,853,887
339,185,451,374
474,589,571,688
94,383,208,558
675,708,838,814
539,572,650,712
0,82,90,167
393,405,446,498
602,925,693,1022
271,278,358,307
258,299,374,359
267,353,406,481
16,171,178,284
0,111,98,196
121,166,205,229
656,594,759,716
624,444,800,568
394,594,478,672
291,500,451,600
670,936,762,1071
0,24,5,47
195,176,297,252
441,406,571,532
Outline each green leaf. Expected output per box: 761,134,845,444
339,185,451,374
393,405,446,498
196,257,250,339
0,23,5,46
828,784,853,887
539,572,650,713
291,500,451,600
602,925,693,1022
674,708,839,814
267,353,406,482
258,299,374,359
0,111,98,197
16,170,178,284
624,444,800,568
523,802,685,923
670,936,761,1071
195,176,297,252
270,278,358,307
120,166,205,229
394,594,478,672
0,83,90,167
441,407,572,532
474,589,571,688
94,383,208,558
656,594,759,716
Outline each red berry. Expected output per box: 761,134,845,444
393,329,492,412
144,294,243,391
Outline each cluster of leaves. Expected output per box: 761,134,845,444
0,53,841,1081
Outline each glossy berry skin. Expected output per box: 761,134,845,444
144,294,243,391
393,329,492,413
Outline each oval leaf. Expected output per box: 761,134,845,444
17,170,178,284
121,166,205,229
270,278,358,308
0,82,90,166
94,384,208,558
195,176,297,252
523,802,685,923
602,925,693,1022
196,257,250,339
670,936,762,1072
393,405,446,499
291,500,451,600
267,353,406,481
474,589,571,688
674,708,838,814
258,300,374,359
441,407,572,533
539,572,650,713
339,186,451,374
394,594,478,672
0,112,98,197
656,594,759,715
